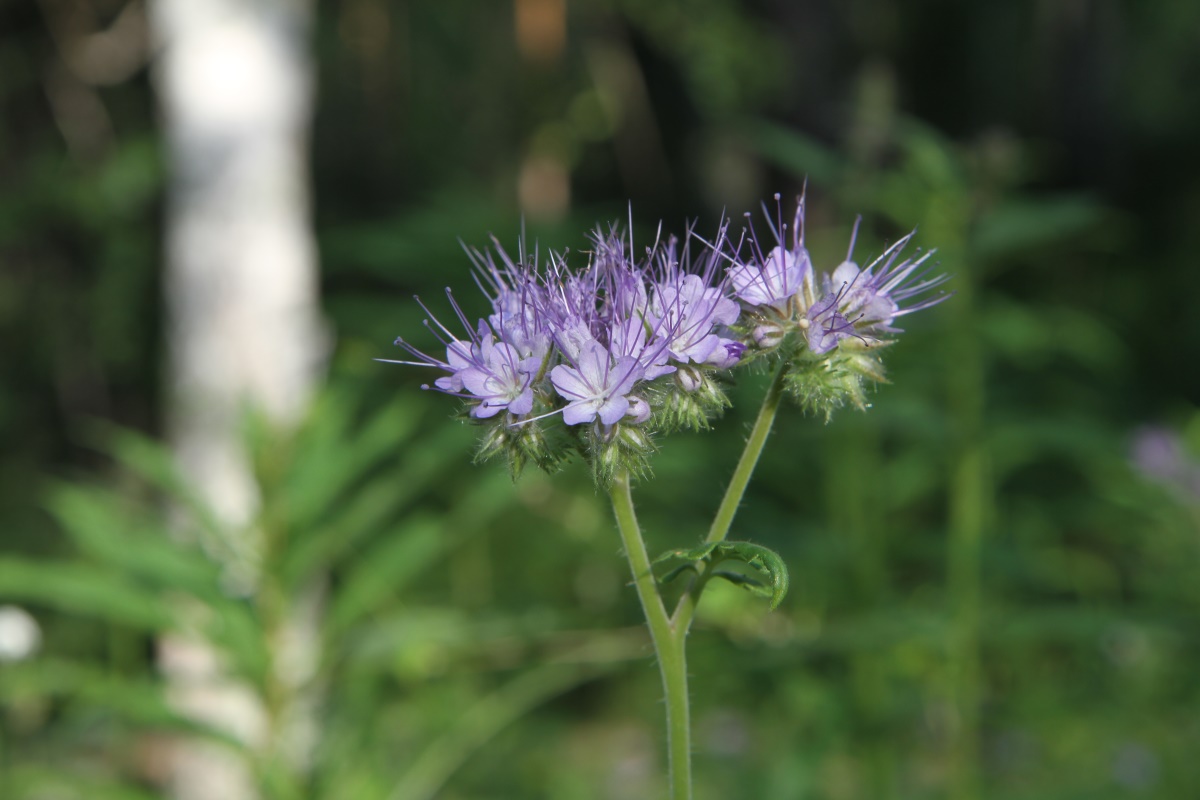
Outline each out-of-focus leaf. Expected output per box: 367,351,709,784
319,192,516,283
386,662,622,800
974,196,1106,259
94,424,224,540
0,660,240,747
0,557,171,630
6,766,167,800
280,424,472,586
986,417,1116,481
744,120,845,186
327,516,445,632
894,120,965,189
341,607,475,677
985,605,1156,645
325,465,517,633
285,395,424,534
205,599,270,689
46,484,224,600
979,299,1129,374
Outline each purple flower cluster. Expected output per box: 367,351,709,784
386,198,948,467
386,225,743,429
728,197,949,356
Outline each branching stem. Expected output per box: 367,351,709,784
673,363,788,630
609,364,788,799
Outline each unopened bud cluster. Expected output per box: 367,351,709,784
385,196,948,482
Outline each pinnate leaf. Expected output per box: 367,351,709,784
654,540,789,610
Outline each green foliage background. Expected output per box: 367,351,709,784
2,1,1200,798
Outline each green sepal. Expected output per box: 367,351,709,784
586,421,655,488
653,540,790,610
647,368,732,433
473,414,569,478
782,340,892,422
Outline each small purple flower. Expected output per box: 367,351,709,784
431,337,477,393
389,316,536,419
385,265,543,419
550,339,644,425
728,198,814,310
727,197,949,359
458,335,535,418
626,394,653,424
729,246,810,309
651,273,741,365
609,312,675,380
469,241,554,370
828,226,950,338
803,292,856,355
553,316,596,363
711,340,746,368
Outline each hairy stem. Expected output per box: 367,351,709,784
673,363,788,629
704,363,788,546
610,472,692,800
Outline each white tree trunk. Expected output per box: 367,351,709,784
151,0,326,797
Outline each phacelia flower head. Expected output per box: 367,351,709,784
385,216,747,483
385,196,949,475
725,194,950,419
824,222,950,340
729,195,817,305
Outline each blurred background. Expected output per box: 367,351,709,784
3,0,1200,798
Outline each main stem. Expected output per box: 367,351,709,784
610,472,692,800
609,365,789,798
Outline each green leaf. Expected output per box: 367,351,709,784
283,393,424,534
205,599,271,689
973,195,1106,260
6,765,169,800
744,120,846,186
654,540,790,610
279,423,471,587
327,516,445,632
91,424,223,540
46,484,225,601
0,659,241,749
387,662,621,800
0,557,172,630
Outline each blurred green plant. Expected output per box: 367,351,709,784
0,388,650,800
736,111,1200,797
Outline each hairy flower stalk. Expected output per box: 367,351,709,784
384,198,948,799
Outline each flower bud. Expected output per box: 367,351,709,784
625,395,652,424
675,366,704,393
753,323,786,349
